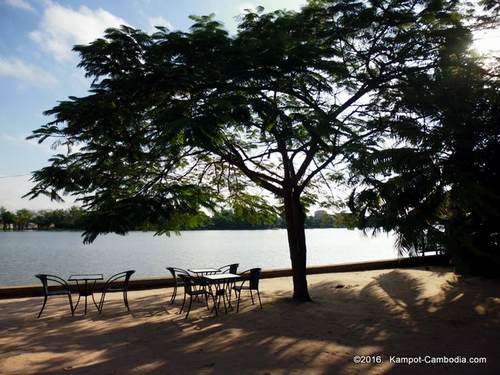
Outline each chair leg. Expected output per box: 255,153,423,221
68,294,74,316
99,292,106,314
185,296,193,319
257,290,263,309
170,285,177,304
73,294,81,313
236,290,242,312
222,292,227,314
211,293,218,316
250,289,255,305
205,293,211,311
179,292,186,314
124,291,130,311
37,296,48,318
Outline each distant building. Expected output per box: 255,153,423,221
314,210,328,219
26,222,39,230
1,223,14,230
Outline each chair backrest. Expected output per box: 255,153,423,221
248,268,261,289
104,270,135,290
166,267,189,281
178,274,195,294
35,274,69,295
219,263,239,274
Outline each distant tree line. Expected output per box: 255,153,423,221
0,206,354,231
199,209,355,230
0,206,86,230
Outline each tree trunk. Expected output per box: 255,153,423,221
283,191,312,302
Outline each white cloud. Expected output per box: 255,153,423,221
29,3,128,61
0,57,57,87
4,0,35,12
148,16,173,33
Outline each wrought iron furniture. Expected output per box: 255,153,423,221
68,274,104,315
177,274,217,319
218,263,239,274
218,263,239,302
98,270,135,313
188,268,219,275
35,274,74,318
187,268,219,301
233,268,263,312
166,267,189,304
203,273,241,314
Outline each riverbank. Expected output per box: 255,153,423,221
0,255,447,298
1,266,498,374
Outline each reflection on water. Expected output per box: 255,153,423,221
0,229,399,286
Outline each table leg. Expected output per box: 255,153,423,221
226,280,234,310
215,282,228,314
84,280,88,315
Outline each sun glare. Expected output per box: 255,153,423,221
473,27,500,57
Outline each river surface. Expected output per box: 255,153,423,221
0,229,400,286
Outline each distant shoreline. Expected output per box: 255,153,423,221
0,226,355,233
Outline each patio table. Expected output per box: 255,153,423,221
187,268,220,301
203,273,241,313
188,268,220,275
68,274,103,315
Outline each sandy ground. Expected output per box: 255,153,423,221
0,267,499,375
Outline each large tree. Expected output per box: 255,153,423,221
27,0,464,300
348,17,500,276
1,207,15,230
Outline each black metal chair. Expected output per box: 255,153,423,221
233,268,263,312
218,263,239,302
218,263,239,274
98,270,135,313
166,267,189,304
178,274,217,318
35,274,74,318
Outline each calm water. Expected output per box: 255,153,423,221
0,229,399,286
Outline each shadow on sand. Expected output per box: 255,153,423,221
0,268,498,374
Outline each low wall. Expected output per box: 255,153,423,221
0,255,449,299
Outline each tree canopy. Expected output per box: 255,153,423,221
349,27,500,276
27,0,471,299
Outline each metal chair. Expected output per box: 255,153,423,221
218,263,239,302
166,267,189,304
98,270,135,313
35,274,74,318
218,263,239,274
178,274,217,318
233,268,263,312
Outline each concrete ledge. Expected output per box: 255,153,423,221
0,255,449,299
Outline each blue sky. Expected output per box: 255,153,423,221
0,0,498,211
0,0,306,210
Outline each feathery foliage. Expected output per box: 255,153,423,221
27,0,467,298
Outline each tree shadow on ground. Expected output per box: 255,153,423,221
0,268,498,374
